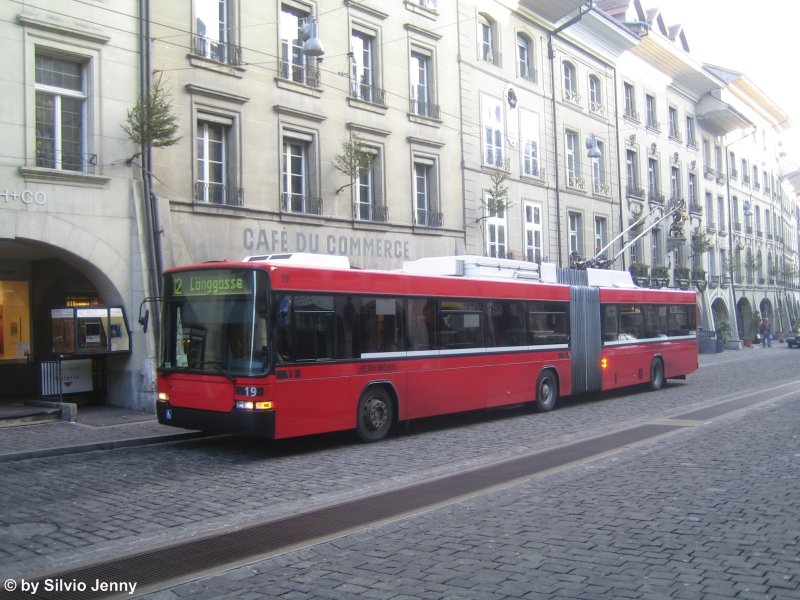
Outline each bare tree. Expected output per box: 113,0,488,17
475,169,514,257
333,133,375,194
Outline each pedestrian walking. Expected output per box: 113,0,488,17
761,317,772,347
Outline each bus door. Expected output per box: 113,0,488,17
271,294,352,438
570,286,602,394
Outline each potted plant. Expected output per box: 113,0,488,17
652,265,670,287
715,319,731,352
629,263,650,286
674,266,691,289
691,268,707,291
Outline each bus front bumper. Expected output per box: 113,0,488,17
157,401,275,438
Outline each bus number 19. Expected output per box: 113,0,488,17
235,386,263,397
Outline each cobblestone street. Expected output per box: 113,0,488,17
1,347,798,599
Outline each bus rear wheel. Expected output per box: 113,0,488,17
356,387,393,443
648,357,665,391
534,370,558,412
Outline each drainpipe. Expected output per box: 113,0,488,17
547,2,593,267
456,1,467,255
139,0,161,338
611,65,626,270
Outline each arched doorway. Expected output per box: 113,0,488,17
711,297,731,341
0,238,135,403
737,297,754,343
759,299,773,323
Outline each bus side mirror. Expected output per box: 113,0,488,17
138,296,160,333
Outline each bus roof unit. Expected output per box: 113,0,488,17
243,253,351,269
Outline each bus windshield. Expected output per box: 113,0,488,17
161,268,269,376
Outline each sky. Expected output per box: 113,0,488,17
653,0,800,161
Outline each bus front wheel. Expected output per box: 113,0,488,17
356,387,394,443
534,370,558,412
648,358,665,391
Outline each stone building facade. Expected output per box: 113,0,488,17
0,1,153,408
1,0,798,411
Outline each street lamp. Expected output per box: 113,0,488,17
301,18,325,57
586,134,601,159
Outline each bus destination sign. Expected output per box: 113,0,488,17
169,270,251,297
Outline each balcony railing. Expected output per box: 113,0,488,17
278,60,321,88
590,101,605,116
567,175,586,190
624,109,640,122
593,181,610,196
626,184,645,199
409,99,441,119
192,35,243,66
564,90,581,104
689,202,703,215
415,209,443,227
646,119,661,133
281,193,322,215
354,202,388,222
195,181,244,207
350,82,386,105
523,163,543,179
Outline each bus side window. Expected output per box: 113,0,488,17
273,295,292,361
601,305,617,342
487,301,525,347
527,302,568,345
407,298,435,350
667,304,691,336
337,296,359,359
441,299,482,349
644,304,668,338
280,295,335,361
619,305,643,339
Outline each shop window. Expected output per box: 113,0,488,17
0,281,31,361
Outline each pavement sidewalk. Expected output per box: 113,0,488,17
0,405,205,463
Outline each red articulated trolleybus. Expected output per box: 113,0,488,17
155,254,698,442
